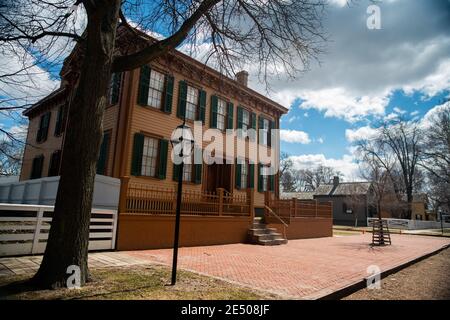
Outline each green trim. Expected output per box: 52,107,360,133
210,95,218,128
137,65,150,106
157,139,168,179
177,80,187,119
131,133,144,176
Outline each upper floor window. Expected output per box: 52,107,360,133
182,154,193,182
210,95,234,131
177,80,206,124
109,73,122,105
54,104,66,136
37,112,51,143
147,69,165,108
185,85,199,121
137,65,174,113
216,99,227,130
237,106,255,139
259,117,270,146
30,155,44,179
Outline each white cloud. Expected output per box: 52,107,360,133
279,129,311,144
345,126,378,143
303,112,309,118
289,153,360,180
420,101,449,129
287,116,297,123
317,137,324,144
410,110,420,116
384,112,399,121
298,88,388,122
393,107,406,114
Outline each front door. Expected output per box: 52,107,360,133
206,163,232,193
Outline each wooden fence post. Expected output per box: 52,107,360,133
118,176,130,214
218,188,224,216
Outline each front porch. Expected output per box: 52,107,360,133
116,178,333,250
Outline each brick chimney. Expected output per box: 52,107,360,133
235,71,249,87
333,176,340,187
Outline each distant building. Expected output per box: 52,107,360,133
313,177,373,227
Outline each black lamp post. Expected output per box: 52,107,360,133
170,120,194,285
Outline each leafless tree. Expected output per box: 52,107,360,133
421,101,450,215
1,0,327,287
298,165,342,191
356,118,423,219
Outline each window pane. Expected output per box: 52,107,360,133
185,86,198,120
217,99,226,130
147,70,165,109
240,161,248,188
141,137,159,177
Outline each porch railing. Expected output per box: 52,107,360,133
120,179,251,217
266,199,332,224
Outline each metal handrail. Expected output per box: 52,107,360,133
264,205,288,239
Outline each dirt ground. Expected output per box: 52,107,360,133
343,247,450,300
0,265,274,300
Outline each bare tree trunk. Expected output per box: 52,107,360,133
31,1,121,288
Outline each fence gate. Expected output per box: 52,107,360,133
0,203,117,257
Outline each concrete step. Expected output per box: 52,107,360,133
248,228,279,235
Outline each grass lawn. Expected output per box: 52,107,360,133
0,264,274,300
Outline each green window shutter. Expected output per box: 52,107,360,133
210,95,218,128
37,112,51,142
177,80,187,119
131,133,144,176
163,75,174,113
248,163,255,189
251,112,256,130
226,102,234,129
172,163,181,181
257,163,264,192
268,120,275,147
157,139,169,179
198,89,206,124
269,173,275,191
258,116,264,144
237,106,243,129
97,131,111,175
111,72,122,105
137,65,150,106
235,160,242,189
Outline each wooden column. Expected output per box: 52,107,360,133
118,176,130,214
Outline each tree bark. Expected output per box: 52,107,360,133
31,1,121,288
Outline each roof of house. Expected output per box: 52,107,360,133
314,182,372,196
24,25,288,117
281,192,315,200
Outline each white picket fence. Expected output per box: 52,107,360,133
367,217,450,230
0,203,117,257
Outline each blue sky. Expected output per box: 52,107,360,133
1,0,449,180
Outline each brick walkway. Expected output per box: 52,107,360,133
126,234,450,299
1,234,449,299
0,252,148,277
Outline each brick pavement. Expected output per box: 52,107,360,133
1,234,449,299
125,234,450,299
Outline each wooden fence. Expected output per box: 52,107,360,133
122,182,251,217
0,203,117,257
267,199,332,224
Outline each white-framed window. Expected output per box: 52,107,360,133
141,136,159,176
240,160,248,188
217,98,227,130
260,118,270,145
186,85,198,120
182,155,193,182
242,109,250,133
147,69,165,108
